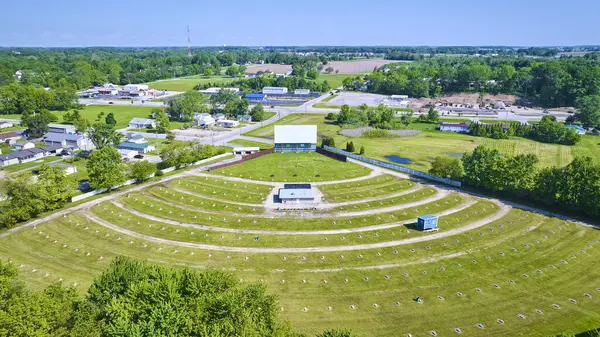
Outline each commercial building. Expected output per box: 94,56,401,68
117,141,156,154
439,122,470,133
417,215,438,231
278,184,315,204
128,118,157,129
245,93,265,101
294,89,310,95
123,84,149,92
216,120,239,128
263,87,288,95
200,87,240,94
391,95,409,100
48,124,77,135
274,125,317,153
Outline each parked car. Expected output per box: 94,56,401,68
134,154,144,159
108,101,114,104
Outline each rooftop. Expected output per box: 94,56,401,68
278,188,314,200
129,118,156,125
439,122,470,128
0,131,19,140
117,142,150,149
418,214,438,221
44,133,85,142
274,125,317,144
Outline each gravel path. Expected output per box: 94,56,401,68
84,201,510,253
108,198,477,236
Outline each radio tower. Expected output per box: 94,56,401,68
187,25,192,57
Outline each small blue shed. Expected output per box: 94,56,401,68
417,215,438,231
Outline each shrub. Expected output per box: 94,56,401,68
362,129,391,138
359,146,365,155
325,112,337,121
155,169,164,177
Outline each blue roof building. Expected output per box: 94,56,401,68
417,215,438,231
245,93,266,101
117,141,156,154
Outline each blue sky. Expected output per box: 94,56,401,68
2,0,600,47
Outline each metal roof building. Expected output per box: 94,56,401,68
274,125,317,153
278,188,315,203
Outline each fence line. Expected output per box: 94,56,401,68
323,146,462,187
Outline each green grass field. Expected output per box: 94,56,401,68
244,113,600,171
228,139,274,149
1,170,600,337
213,152,371,182
148,76,236,92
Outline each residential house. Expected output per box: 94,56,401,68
0,131,22,145
48,124,77,135
236,114,252,123
14,141,35,150
215,120,239,128
439,123,470,133
215,113,226,121
126,134,147,144
194,113,215,127
118,149,138,160
117,141,156,154
128,118,157,129
43,133,94,150
42,144,64,155
0,148,46,167
0,121,14,129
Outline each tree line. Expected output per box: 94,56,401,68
360,56,600,113
0,256,355,337
0,83,79,115
468,116,581,145
429,146,600,219
336,104,395,129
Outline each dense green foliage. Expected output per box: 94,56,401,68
86,146,127,190
159,143,227,169
129,161,157,182
468,116,581,145
336,104,394,128
0,165,77,228
0,256,349,337
168,91,209,122
361,129,391,138
0,83,78,115
362,57,600,111
428,156,464,179
250,103,265,122
460,146,600,218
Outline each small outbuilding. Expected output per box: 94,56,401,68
278,188,315,204
417,215,438,231
233,147,260,156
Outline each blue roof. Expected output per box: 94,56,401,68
418,214,438,221
117,142,150,149
565,124,585,130
245,93,265,100
278,188,314,199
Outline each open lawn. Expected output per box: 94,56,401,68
48,105,158,129
2,177,599,337
228,139,274,149
148,76,236,92
1,156,63,173
245,113,600,171
212,152,371,182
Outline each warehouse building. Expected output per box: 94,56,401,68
274,125,317,153
263,87,288,95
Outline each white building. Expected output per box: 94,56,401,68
123,84,149,92
15,71,22,80
439,123,470,133
397,100,410,108
43,133,94,150
14,141,35,150
294,89,310,95
194,113,215,126
390,95,409,100
48,124,77,135
274,125,317,153
232,147,260,155
263,87,288,95
200,87,240,94
128,118,157,129
215,120,239,128
118,149,138,160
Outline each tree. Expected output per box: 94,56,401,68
359,146,365,155
316,329,356,337
400,112,414,128
429,156,464,180
73,116,90,133
104,112,117,127
345,141,356,152
87,146,127,190
154,110,171,133
250,103,265,122
203,68,214,77
39,109,58,123
427,108,439,122
37,163,78,209
321,137,335,148
129,160,156,182
166,132,176,143
62,111,73,123
0,172,44,226
168,90,208,122
26,114,50,138
574,95,600,127
88,120,121,149
210,90,239,111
